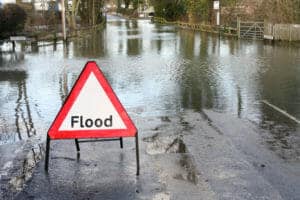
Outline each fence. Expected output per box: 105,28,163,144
237,19,264,40
153,17,300,41
152,17,237,36
264,23,300,41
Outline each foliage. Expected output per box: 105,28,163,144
152,0,186,21
185,0,211,22
151,0,300,24
117,7,136,16
124,0,131,8
152,0,212,22
0,4,27,39
132,0,144,10
257,0,300,23
117,0,122,9
78,0,104,26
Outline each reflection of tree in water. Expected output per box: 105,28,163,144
59,69,83,104
179,31,214,111
258,45,300,160
127,38,142,56
15,80,36,140
126,20,142,56
59,69,69,104
0,70,36,143
179,30,195,59
125,20,138,30
0,51,32,143
152,24,174,53
73,30,107,58
155,37,162,53
262,46,300,117
0,52,25,67
109,20,123,27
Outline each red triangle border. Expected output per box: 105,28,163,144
48,61,137,139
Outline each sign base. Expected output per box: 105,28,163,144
44,134,140,176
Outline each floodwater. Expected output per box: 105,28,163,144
0,15,300,160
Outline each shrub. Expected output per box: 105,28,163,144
0,4,27,39
153,0,186,21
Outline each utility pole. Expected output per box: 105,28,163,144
61,0,67,41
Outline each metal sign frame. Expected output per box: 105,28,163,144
44,61,140,175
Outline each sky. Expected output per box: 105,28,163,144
0,0,16,4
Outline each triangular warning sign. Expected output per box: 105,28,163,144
48,61,137,139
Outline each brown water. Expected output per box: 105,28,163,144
0,16,299,159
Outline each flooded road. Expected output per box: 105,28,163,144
0,15,300,199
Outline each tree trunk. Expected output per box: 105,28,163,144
124,0,130,9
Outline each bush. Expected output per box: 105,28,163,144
153,0,186,21
0,4,27,39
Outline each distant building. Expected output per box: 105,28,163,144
0,0,61,11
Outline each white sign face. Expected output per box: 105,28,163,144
59,72,126,131
214,1,220,10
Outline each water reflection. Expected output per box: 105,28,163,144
125,21,142,56
261,44,300,117
59,69,69,103
15,80,36,140
0,15,299,160
0,52,25,67
0,69,36,144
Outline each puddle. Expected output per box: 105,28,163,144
165,138,186,154
143,130,198,185
152,192,170,200
8,143,43,191
144,134,186,155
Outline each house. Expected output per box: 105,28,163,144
0,0,61,11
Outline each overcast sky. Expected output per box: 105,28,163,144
0,0,16,4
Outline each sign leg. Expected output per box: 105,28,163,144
75,139,80,152
45,135,51,171
135,133,140,176
120,137,123,149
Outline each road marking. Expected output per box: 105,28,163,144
262,100,300,124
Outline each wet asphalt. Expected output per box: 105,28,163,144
6,110,299,200
1,15,300,200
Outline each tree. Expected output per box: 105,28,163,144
132,0,144,10
152,0,186,21
124,0,131,8
256,0,297,23
186,0,211,23
78,0,104,26
70,0,81,30
0,4,27,39
117,0,122,9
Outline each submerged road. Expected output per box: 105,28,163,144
0,15,300,199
